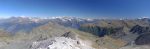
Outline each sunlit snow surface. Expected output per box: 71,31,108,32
31,37,95,49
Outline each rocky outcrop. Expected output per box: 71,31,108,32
79,24,124,37
130,25,150,34
61,31,76,40
135,33,150,45
30,37,95,49
119,45,150,49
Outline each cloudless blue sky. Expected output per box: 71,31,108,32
0,0,150,18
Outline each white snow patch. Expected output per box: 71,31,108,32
31,37,95,49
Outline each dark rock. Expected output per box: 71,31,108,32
130,25,150,34
77,41,80,44
135,33,150,45
61,31,76,40
79,25,124,37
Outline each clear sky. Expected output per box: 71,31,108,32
0,0,150,18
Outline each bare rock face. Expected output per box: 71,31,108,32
119,45,150,49
30,37,95,49
130,25,150,34
61,31,76,40
135,33,150,45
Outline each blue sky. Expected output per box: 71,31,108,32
0,0,150,18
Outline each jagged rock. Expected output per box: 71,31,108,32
30,37,95,49
130,25,150,34
119,45,150,49
61,31,76,40
135,33,150,45
79,24,124,37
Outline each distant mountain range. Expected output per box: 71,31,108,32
0,16,98,33
0,16,149,33
0,16,150,49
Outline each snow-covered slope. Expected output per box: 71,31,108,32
31,37,95,49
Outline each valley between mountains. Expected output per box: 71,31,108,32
0,17,150,49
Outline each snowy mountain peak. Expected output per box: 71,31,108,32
50,16,95,22
138,16,149,19
5,16,96,24
8,16,46,23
